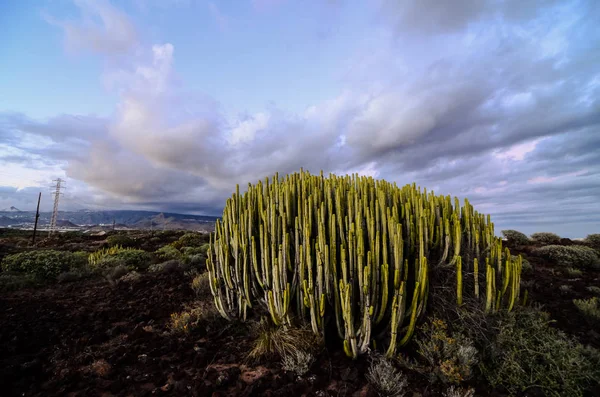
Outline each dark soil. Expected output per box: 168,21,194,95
1,237,599,396
0,271,386,397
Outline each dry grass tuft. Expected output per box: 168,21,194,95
247,318,321,363
366,355,408,397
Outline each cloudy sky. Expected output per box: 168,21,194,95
1,0,599,237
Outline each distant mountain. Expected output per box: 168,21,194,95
1,206,22,212
0,209,219,231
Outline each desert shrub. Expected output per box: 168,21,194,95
0,272,38,291
366,355,408,397
149,259,183,273
535,245,599,268
93,249,151,271
587,286,600,295
413,318,478,384
154,245,182,261
281,350,315,376
443,386,475,397
172,232,205,249
103,264,130,286
1,250,88,280
573,297,600,322
559,284,572,294
106,234,135,248
565,267,583,277
168,301,221,334
181,246,205,256
120,270,141,283
502,230,530,245
248,318,321,362
191,272,211,298
57,267,95,283
583,234,600,250
184,253,206,269
482,307,600,396
531,232,561,245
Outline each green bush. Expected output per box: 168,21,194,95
181,246,205,256
535,245,599,268
584,234,600,250
154,245,182,261
482,307,600,396
172,232,205,249
1,250,89,280
106,234,135,248
95,249,151,271
501,230,530,245
530,232,561,245
0,272,38,291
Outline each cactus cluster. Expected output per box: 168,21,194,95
207,170,522,358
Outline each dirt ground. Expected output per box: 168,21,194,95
1,241,599,396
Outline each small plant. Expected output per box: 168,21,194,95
248,318,320,362
366,355,408,397
535,245,599,268
411,318,478,384
154,245,182,261
559,284,572,294
443,386,475,397
191,272,211,298
531,232,561,245
573,297,600,321
168,301,221,334
565,267,583,277
586,286,600,295
169,311,193,333
281,350,315,376
502,230,530,246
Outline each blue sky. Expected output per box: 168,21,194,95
1,0,599,237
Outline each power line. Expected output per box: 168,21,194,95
49,178,65,234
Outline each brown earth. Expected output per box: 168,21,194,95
0,240,599,396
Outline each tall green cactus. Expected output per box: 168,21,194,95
206,170,522,358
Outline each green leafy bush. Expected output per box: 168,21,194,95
181,246,205,256
106,234,135,248
482,307,600,396
587,286,600,295
1,250,89,280
530,232,561,245
171,232,205,249
535,245,599,268
94,249,151,271
501,230,530,245
565,267,583,277
154,245,182,261
584,234,600,250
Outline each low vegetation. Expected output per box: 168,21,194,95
482,307,600,397
501,229,530,245
535,244,599,268
573,297,600,322
1,250,87,280
530,232,561,245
